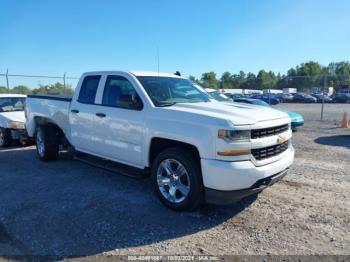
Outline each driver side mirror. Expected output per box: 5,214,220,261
117,95,143,110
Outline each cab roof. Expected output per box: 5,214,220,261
83,70,183,78
0,94,27,98
130,71,182,78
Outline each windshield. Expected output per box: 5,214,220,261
137,76,210,106
208,91,231,102
0,97,26,112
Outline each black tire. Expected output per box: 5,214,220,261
151,147,204,211
0,128,11,147
35,125,59,161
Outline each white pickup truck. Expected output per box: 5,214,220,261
25,71,294,211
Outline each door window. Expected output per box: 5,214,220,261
78,75,101,104
102,75,141,109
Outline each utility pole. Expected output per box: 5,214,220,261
5,69,10,92
63,72,66,94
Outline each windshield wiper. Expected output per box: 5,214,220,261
157,102,177,107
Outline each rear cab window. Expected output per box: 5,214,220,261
78,75,101,104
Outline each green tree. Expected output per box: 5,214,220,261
220,72,233,89
256,70,277,90
189,75,200,84
0,86,8,94
276,74,289,89
230,71,246,88
286,61,323,92
32,82,74,95
201,71,218,89
11,85,32,95
241,72,256,89
327,61,350,91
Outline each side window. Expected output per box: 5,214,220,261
78,75,101,104
102,75,141,109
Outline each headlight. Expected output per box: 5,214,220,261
7,121,25,129
218,129,251,142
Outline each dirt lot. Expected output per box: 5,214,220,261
0,103,349,260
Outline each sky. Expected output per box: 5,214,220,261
0,0,350,88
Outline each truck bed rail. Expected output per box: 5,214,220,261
27,95,72,102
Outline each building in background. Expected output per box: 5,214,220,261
263,89,283,94
311,86,334,96
283,88,297,94
222,89,263,94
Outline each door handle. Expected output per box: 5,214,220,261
71,109,79,114
96,112,106,118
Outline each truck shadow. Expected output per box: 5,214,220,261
314,135,350,149
0,147,257,259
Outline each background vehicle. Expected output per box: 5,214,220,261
233,98,304,131
275,93,294,103
291,93,317,103
26,71,294,211
205,88,232,102
250,94,280,105
332,93,350,103
311,93,333,103
225,93,244,100
0,94,27,147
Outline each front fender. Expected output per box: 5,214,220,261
144,118,215,165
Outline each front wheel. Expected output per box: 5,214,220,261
0,128,11,147
36,125,59,161
151,147,204,211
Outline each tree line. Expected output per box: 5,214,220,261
190,61,350,92
1,61,349,95
0,82,74,95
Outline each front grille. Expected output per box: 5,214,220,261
251,124,289,139
252,140,289,160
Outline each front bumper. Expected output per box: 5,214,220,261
205,168,288,204
201,146,294,191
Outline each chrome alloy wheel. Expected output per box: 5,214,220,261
36,130,45,157
156,159,191,203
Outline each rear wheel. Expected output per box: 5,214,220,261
0,128,11,147
151,147,204,211
36,125,59,161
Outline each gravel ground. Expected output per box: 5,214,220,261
0,103,349,260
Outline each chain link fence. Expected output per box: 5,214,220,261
1,70,349,123
0,70,79,95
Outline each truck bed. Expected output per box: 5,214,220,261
25,95,72,138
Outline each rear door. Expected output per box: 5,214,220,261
69,74,103,153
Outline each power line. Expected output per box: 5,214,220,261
0,73,79,79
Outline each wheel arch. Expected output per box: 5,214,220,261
148,137,201,167
34,116,69,146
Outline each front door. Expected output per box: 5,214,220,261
92,74,145,167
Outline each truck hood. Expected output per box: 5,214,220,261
169,102,289,125
0,111,25,123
